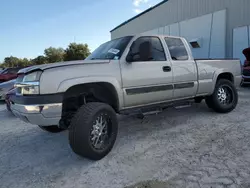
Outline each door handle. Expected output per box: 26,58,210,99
162,66,171,72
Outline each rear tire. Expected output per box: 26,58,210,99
38,125,65,133
69,102,118,160
205,79,238,113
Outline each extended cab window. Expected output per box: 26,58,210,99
165,37,189,60
129,36,166,61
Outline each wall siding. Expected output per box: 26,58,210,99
111,0,250,58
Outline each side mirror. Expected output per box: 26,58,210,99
126,54,133,63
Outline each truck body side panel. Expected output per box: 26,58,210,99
195,59,242,96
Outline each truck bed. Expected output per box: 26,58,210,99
194,58,242,96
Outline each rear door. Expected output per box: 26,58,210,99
120,36,173,108
164,37,198,99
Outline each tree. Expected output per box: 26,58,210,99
3,56,20,67
64,43,90,61
0,56,32,68
21,58,32,67
0,42,91,68
32,56,48,65
44,47,65,63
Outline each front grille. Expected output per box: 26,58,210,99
243,69,250,76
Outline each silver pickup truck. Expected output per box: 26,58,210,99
11,34,242,160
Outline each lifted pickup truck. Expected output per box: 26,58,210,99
11,34,242,160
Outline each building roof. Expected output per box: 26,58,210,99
110,0,168,32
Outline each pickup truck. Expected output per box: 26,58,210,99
11,34,242,160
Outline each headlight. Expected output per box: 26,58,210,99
16,71,42,95
22,85,40,95
23,71,42,82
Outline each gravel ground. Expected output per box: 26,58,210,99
1,88,250,188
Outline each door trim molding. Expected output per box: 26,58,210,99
174,82,194,89
125,82,194,95
126,84,173,95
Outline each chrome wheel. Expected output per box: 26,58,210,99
90,114,110,150
217,86,233,105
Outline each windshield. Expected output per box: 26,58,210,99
86,36,133,60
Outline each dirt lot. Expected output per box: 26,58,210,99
1,88,250,188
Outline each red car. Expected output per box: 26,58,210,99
242,47,250,85
0,67,22,83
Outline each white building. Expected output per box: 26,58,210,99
110,0,250,64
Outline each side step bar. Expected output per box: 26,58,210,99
120,98,196,117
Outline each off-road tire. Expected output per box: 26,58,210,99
69,102,118,160
205,79,238,113
38,125,65,133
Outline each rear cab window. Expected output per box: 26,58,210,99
164,37,189,61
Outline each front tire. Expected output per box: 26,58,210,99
205,79,238,113
38,125,65,133
69,102,118,160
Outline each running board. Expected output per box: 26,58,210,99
142,109,163,116
120,99,194,116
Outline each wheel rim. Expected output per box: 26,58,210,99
90,113,111,150
217,85,233,105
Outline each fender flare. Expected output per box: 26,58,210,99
57,76,124,110
211,70,234,92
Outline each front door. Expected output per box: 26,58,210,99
120,36,173,108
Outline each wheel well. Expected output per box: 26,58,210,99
59,82,119,129
217,72,234,83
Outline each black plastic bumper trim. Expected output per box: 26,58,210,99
10,93,64,105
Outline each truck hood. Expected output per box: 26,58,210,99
18,59,110,74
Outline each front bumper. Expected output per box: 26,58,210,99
11,103,62,126
10,93,63,126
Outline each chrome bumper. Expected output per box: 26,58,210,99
10,103,62,126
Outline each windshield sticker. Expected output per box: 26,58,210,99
108,48,120,55
114,56,119,60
